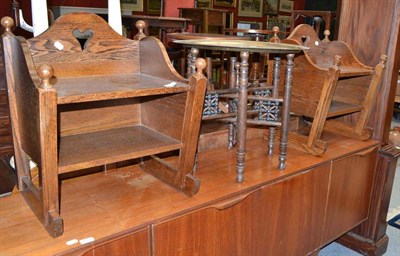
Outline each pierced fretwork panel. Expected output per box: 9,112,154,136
256,100,281,121
203,93,220,116
253,88,273,111
253,88,281,122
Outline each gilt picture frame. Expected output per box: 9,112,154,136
263,0,278,15
279,0,294,13
146,0,161,15
213,0,236,8
120,0,144,12
238,0,263,18
196,0,213,8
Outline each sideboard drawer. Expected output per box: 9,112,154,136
79,228,150,256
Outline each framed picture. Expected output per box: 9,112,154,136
263,0,278,15
279,0,294,13
238,0,263,18
196,0,213,8
146,0,161,15
278,15,291,28
213,0,236,8
121,0,143,12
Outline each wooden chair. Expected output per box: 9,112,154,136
291,10,336,39
1,13,207,237
279,24,387,155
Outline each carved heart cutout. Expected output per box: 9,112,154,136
72,29,94,50
301,35,310,46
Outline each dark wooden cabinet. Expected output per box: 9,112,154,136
0,38,15,195
0,92,13,157
0,40,13,158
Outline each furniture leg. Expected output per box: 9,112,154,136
236,52,249,183
278,54,294,169
306,57,341,151
268,56,281,156
205,57,214,90
187,47,199,78
228,56,238,149
288,56,341,156
141,58,207,196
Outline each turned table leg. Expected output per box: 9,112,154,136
236,51,249,182
279,54,294,170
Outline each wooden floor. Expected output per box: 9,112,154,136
0,128,378,255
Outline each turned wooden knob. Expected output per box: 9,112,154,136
323,30,331,42
195,58,206,76
1,16,14,32
133,20,146,40
334,55,342,67
37,64,54,89
191,47,199,58
240,52,249,63
234,61,241,72
269,26,280,43
135,20,145,31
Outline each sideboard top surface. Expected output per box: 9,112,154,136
0,133,379,255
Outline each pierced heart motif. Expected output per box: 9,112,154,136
72,29,94,50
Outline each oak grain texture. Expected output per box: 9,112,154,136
2,12,207,236
279,24,385,155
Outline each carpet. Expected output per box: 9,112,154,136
388,214,400,229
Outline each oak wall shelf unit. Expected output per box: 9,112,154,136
1,13,207,237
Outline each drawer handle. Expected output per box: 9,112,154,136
212,191,255,210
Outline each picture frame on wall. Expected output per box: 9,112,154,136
278,15,291,28
121,0,144,12
196,0,213,8
238,0,263,18
213,0,236,8
263,0,278,15
146,0,161,15
279,0,294,13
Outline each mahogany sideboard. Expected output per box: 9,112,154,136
0,130,389,255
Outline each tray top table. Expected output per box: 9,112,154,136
174,39,307,182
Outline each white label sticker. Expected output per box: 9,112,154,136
164,82,177,88
54,41,64,50
79,237,95,244
66,239,78,246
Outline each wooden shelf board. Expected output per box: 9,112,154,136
317,65,374,77
58,125,183,173
327,101,364,117
55,74,189,104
